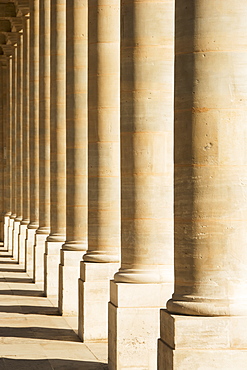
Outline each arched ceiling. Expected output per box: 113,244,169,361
0,1,29,64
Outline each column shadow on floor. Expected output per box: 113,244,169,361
0,326,81,342
0,268,26,273
0,290,45,297
0,277,33,283
0,305,59,315
0,358,108,370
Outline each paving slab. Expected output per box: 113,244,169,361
0,254,108,369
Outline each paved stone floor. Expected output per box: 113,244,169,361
0,243,108,369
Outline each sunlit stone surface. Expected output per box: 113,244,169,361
0,1,245,369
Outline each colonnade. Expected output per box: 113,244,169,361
0,1,246,369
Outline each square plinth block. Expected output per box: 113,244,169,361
33,233,48,287
44,241,63,300
12,220,21,261
78,261,119,341
3,215,10,250
108,280,173,370
25,228,36,278
58,249,85,317
18,224,28,266
158,310,247,370
8,217,15,253
0,218,3,243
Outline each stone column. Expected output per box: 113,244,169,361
159,1,247,368
78,0,120,341
1,60,8,247
8,46,17,258
26,0,39,278
2,61,9,246
0,60,7,246
19,15,30,268
0,60,8,245
33,0,50,288
108,1,174,368
3,57,11,250
44,0,66,303
6,55,13,253
13,31,23,262
59,0,88,318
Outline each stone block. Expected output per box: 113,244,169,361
25,228,36,279
7,217,14,255
109,302,159,370
3,215,10,250
158,310,247,369
108,281,172,370
12,220,20,261
18,224,27,266
58,249,85,317
33,233,48,287
44,241,62,300
110,280,172,308
0,218,3,242
78,261,119,341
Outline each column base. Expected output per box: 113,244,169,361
3,215,10,250
78,261,119,342
33,233,48,288
158,310,247,370
44,240,63,302
25,227,37,279
108,280,173,370
0,217,3,242
18,224,28,267
7,217,15,254
58,249,85,317
12,220,21,261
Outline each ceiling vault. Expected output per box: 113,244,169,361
0,1,28,60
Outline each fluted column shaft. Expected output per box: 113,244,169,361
3,58,11,218
11,47,17,220
7,57,12,220
1,62,7,243
108,2,174,367
17,17,30,267
47,0,66,242
78,0,120,340
6,55,14,252
37,0,50,235
16,32,23,222
28,0,39,229
63,0,88,251
2,63,8,211
114,0,174,284
1,61,8,242
83,0,120,263
3,60,11,247
167,0,247,316
22,16,30,226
